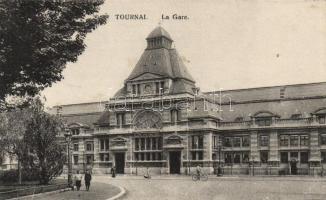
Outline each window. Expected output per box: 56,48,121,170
100,139,109,151
321,152,326,163
225,152,232,164
280,135,289,146
73,143,79,151
71,129,80,135
137,84,141,95
280,152,288,163
242,136,250,147
132,84,136,95
171,110,176,123
234,153,241,164
134,137,163,161
73,155,78,165
280,87,286,99
155,82,160,94
160,81,165,93
100,153,109,162
192,135,204,149
243,152,250,163
300,152,308,163
224,152,249,164
191,136,204,160
320,134,326,145
256,117,272,126
260,151,269,163
135,138,139,150
224,137,232,147
146,138,151,150
140,138,145,150
198,152,203,160
290,135,299,146
234,117,244,122
171,110,181,122
213,136,219,149
300,135,309,146
291,114,302,119
233,137,241,147
260,135,269,147
86,142,93,151
86,155,93,164
318,115,326,124
116,113,126,127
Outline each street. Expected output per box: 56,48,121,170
94,176,326,200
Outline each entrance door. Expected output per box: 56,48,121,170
290,160,298,175
169,151,181,174
115,153,125,174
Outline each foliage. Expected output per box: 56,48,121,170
0,169,39,183
20,98,66,184
0,0,108,108
0,97,66,185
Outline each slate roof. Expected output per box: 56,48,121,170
204,82,326,121
126,47,195,83
146,26,173,41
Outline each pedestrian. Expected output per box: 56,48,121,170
74,170,83,191
196,165,202,178
111,165,116,178
84,170,92,191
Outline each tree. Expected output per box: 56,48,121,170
0,105,30,184
0,0,108,108
21,98,66,184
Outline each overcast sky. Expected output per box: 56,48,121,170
42,0,326,107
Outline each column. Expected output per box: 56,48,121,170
309,129,321,175
250,131,259,175
268,131,279,175
250,131,259,161
93,137,100,171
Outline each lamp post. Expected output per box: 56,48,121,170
64,128,72,188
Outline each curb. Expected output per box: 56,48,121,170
106,185,126,200
9,188,71,200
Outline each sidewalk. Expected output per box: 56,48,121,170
22,182,122,200
99,174,326,182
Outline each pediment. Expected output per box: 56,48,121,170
130,73,163,81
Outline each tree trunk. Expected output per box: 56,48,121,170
18,158,22,185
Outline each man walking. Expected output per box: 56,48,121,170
74,171,83,191
84,170,92,191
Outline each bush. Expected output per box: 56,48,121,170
0,169,39,183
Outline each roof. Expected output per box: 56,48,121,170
146,26,173,41
204,82,326,121
126,48,195,83
205,82,326,104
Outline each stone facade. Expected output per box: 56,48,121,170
4,27,326,177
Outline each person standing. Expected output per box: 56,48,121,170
84,170,92,191
74,171,83,191
111,165,116,178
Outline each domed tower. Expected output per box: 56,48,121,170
114,26,196,98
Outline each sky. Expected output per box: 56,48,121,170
42,0,326,107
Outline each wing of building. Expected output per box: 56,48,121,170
30,27,326,176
